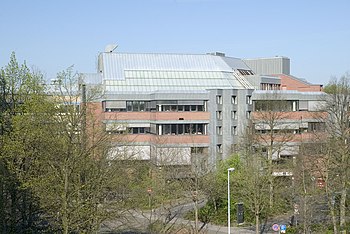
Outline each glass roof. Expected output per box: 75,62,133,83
104,70,245,93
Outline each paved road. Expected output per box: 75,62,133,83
100,200,256,234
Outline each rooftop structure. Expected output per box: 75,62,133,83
81,48,325,175
243,56,290,76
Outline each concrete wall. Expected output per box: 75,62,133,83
244,57,290,75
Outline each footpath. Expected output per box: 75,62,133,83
100,209,257,233
185,220,255,234
100,199,282,233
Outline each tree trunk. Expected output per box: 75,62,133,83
303,196,307,234
330,204,338,234
269,182,273,209
339,185,347,231
301,164,308,234
340,150,348,231
255,213,259,234
268,148,274,209
194,199,198,234
0,178,5,232
62,165,69,234
10,186,17,233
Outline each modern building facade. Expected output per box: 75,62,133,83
82,51,257,171
251,90,326,176
82,48,325,173
247,57,325,177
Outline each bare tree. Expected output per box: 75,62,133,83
252,93,296,211
294,142,328,233
316,74,350,233
231,121,272,234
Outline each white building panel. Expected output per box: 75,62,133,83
155,147,191,165
108,145,151,160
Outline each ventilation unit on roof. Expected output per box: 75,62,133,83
207,52,225,57
105,44,118,53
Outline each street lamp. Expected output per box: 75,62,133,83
227,167,235,234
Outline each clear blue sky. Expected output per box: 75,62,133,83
1,0,349,85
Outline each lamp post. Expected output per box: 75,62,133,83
227,167,235,234
147,188,152,224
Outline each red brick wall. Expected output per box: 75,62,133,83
272,74,323,92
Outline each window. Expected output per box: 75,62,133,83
190,124,196,134
163,125,171,135
126,127,149,134
217,144,223,153
124,101,152,112
246,95,252,105
193,147,202,154
102,101,128,112
158,124,206,135
171,124,177,135
254,100,296,112
163,105,171,111
246,111,251,119
217,111,222,120
231,111,237,119
308,122,325,132
178,125,184,134
185,124,191,134
191,147,208,154
231,96,237,104
126,101,132,111
256,129,267,134
191,147,202,154
133,101,139,111
217,126,222,135
139,101,145,111
232,126,237,135
216,95,223,104
155,103,204,112
197,124,203,134
238,69,254,76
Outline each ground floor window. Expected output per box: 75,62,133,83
191,147,208,154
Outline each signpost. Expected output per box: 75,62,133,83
280,224,286,233
272,223,279,232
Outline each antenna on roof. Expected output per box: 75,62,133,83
105,44,118,53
